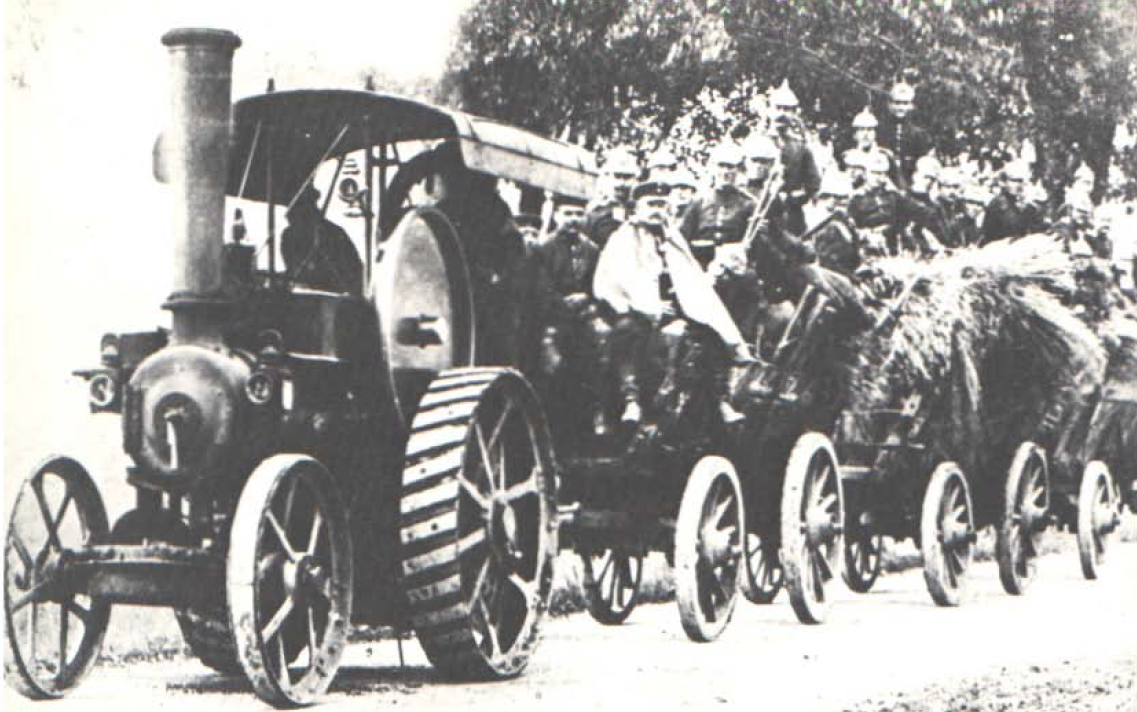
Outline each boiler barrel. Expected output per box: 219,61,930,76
160,28,241,344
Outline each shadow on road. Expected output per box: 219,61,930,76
165,666,442,696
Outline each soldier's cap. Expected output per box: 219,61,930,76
770,78,799,108
915,155,942,178
632,181,672,201
647,147,678,168
852,106,878,129
669,167,699,189
515,213,543,229
604,147,639,176
552,194,587,208
708,141,745,167
889,81,916,102
864,151,891,173
743,132,780,160
1002,161,1032,181
818,170,853,198
962,183,992,205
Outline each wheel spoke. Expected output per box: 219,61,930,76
33,479,63,551
9,579,53,613
473,421,500,494
276,635,291,686
816,493,837,515
467,558,491,609
307,509,323,554
596,552,615,585
10,529,35,574
62,598,91,624
459,474,492,511
711,493,733,527
261,597,295,643
502,469,540,503
307,605,318,663
458,527,487,557
265,511,300,562
486,401,515,454
507,573,537,609
606,559,619,604
58,600,70,680
28,600,39,667
814,545,833,582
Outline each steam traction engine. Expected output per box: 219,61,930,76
4,28,588,706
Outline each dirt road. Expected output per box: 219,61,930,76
6,544,1136,712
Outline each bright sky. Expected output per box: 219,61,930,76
2,1,476,493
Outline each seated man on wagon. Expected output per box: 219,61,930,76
594,180,751,430
281,185,364,296
531,194,613,435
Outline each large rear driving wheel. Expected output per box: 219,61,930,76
399,368,556,680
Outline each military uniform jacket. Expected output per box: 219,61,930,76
679,185,757,266
980,192,1046,245
876,116,933,190
532,227,601,319
779,139,822,235
584,199,631,248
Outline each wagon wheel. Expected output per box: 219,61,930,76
781,433,844,625
400,368,556,680
581,547,643,625
4,456,111,699
920,462,974,607
996,442,1050,596
1077,461,1120,580
841,530,883,594
227,455,353,707
675,456,744,643
740,531,783,604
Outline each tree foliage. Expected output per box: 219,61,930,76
443,0,1137,200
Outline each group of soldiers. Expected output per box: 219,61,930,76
519,79,1120,441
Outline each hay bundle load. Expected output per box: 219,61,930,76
842,235,1109,482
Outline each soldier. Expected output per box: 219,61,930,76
1053,189,1110,259
594,181,749,426
933,167,974,249
669,165,699,220
848,151,901,257
679,141,755,268
769,80,821,235
957,181,991,247
841,107,896,179
585,146,640,248
646,146,679,184
515,213,544,252
809,171,861,279
980,161,1047,245
877,81,934,191
531,193,610,434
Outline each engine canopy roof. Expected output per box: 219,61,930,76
154,89,598,204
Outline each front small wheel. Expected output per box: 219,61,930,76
996,442,1049,596
581,547,643,625
1077,461,1119,580
4,456,111,700
227,455,353,707
740,530,783,604
781,433,844,625
841,529,882,594
675,456,744,643
920,462,974,607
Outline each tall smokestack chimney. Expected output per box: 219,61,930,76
160,28,241,345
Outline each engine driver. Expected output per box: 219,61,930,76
281,185,363,296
